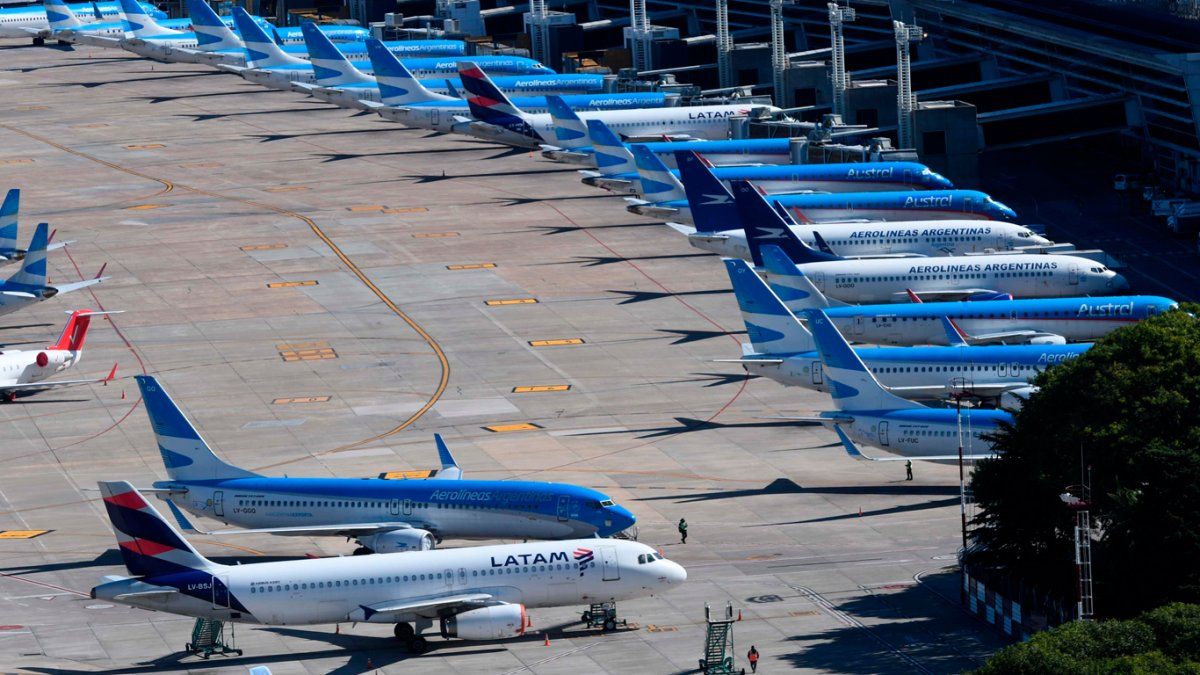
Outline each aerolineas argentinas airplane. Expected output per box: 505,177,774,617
0,190,71,266
92,481,683,652
800,308,1011,461
733,181,1126,303
136,376,636,553
458,62,781,148
664,153,1050,259
0,0,161,40
723,255,1087,409
0,222,107,317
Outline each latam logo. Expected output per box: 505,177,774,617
490,551,569,567
688,110,747,120
574,548,594,564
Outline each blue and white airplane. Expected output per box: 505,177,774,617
92,481,683,652
459,63,780,148
666,151,1050,259
758,246,1174,345
0,189,69,266
136,376,636,554
723,255,1088,408
0,222,105,317
544,135,796,166
800,307,1011,461
733,180,1124,303
0,0,160,39
114,0,203,61
580,131,953,195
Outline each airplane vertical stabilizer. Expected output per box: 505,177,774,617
723,258,815,354
803,308,923,412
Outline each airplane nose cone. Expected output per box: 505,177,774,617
603,505,637,536
1110,272,1129,290
664,561,687,585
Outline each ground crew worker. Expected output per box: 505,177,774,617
905,460,913,481
748,645,760,672
678,518,688,544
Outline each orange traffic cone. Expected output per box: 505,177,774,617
544,632,551,646
121,390,125,400
335,624,340,635
859,506,863,517
738,609,743,621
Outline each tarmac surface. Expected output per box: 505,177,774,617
0,42,1007,673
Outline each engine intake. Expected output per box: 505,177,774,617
440,604,526,640
357,529,435,553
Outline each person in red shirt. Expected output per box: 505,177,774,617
748,645,760,673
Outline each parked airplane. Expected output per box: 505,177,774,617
0,223,106,317
798,308,1010,460
0,189,69,266
0,0,161,40
459,63,780,148
731,181,1125,302
92,481,684,652
757,246,1174,345
306,32,665,118
667,153,1050,259
544,135,796,166
135,375,636,553
0,309,119,401
723,255,1087,408
42,0,127,46
580,133,952,195
115,0,201,61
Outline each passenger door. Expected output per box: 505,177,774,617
210,574,231,609
212,490,224,518
877,421,889,447
1069,264,1080,285
599,546,620,581
390,499,400,516
811,361,823,385
556,495,570,522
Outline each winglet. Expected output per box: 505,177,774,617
94,262,107,279
940,316,970,346
103,362,118,383
434,433,462,480
811,231,836,255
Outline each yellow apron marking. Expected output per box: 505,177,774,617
0,530,51,539
446,263,496,270
512,385,570,393
272,396,332,404
485,298,538,306
484,423,543,433
241,243,288,251
528,338,584,347
266,280,318,288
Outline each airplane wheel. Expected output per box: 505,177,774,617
234,650,244,656
352,547,371,556
407,636,427,654
33,37,45,46
394,622,414,641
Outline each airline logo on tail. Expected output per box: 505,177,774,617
51,310,96,351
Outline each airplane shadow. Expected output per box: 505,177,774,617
657,328,745,345
490,193,617,207
250,126,423,143
542,252,716,268
637,478,962,504
0,549,123,575
134,88,266,104
608,288,729,305
48,70,226,88
525,220,654,236
577,416,819,440
313,144,510,163
765,496,962,525
653,371,758,388
177,106,338,122
404,167,577,184
11,56,135,72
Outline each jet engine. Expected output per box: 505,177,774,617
357,529,435,553
1000,386,1038,412
440,604,526,640
35,352,48,367
1027,335,1067,345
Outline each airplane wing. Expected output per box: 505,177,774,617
894,288,1000,302
0,363,117,394
352,594,494,621
713,357,785,364
50,276,108,296
759,413,854,428
887,382,1030,399
838,252,927,259
164,500,423,538
961,329,1065,345
17,27,51,37
623,133,696,143
834,425,994,462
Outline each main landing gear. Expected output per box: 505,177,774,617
352,546,373,556
393,622,426,653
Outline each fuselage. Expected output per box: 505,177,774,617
545,137,795,167
840,407,1008,457
0,0,147,37
376,93,671,130
240,56,553,91
155,476,636,540
593,162,954,196
0,348,80,386
93,539,684,625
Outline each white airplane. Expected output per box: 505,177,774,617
459,62,781,148
92,481,685,653
38,0,126,46
0,0,143,40
0,189,70,266
0,223,107,318
730,181,1126,303
0,309,119,401
115,0,200,61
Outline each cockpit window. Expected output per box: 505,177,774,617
599,499,615,507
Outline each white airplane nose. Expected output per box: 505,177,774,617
664,561,687,585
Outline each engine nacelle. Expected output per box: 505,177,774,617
35,352,48,367
440,604,526,640
357,529,435,553
1000,385,1038,412
1028,335,1067,345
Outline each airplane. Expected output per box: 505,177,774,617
543,135,797,166
757,245,1174,345
0,189,70,266
665,153,1051,259
114,0,201,61
41,0,128,46
135,375,637,553
91,480,684,653
0,309,119,401
626,154,1018,222
797,307,1011,461
458,62,781,148
304,31,666,118
732,180,1126,303
0,0,161,40
722,255,1088,409
0,222,107,318
580,131,953,196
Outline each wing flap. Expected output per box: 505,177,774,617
353,593,493,621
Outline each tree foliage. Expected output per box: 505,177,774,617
967,305,1200,615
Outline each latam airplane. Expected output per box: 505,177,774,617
758,246,1174,345
92,481,684,653
0,0,161,39
581,132,952,195
667,153,1049,259
136,376,636,553
799,308,1011,461
733,181,1124,303
0,223,107,318
723,256,1088,408
307,33,665,118
459,63,781,148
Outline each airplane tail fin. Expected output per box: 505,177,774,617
45,0,84,30
587,120,635,176
458,61,527,125
51,309,94,352
433,434,463,480
90,1,104,21
116,0,178,37
232,7,304,68
802,308,924,412
630,145,686,203
676,151,735,233
185,0,240,51
6,222,48,292
301,21,372,86
544,95,590,150
731,180,840,266
759,245,839,312
723,258,814,354
0,189,18,257
135,375,260,482
98,481,216,577
367,39,453,105
940,316,971,346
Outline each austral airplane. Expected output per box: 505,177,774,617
92,481,684,652
0,190,69,266
136,375,637,554
0,223,107,318
0,0,162,41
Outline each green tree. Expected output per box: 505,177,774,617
967,305,1200,616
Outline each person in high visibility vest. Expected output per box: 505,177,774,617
748,645,760,672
